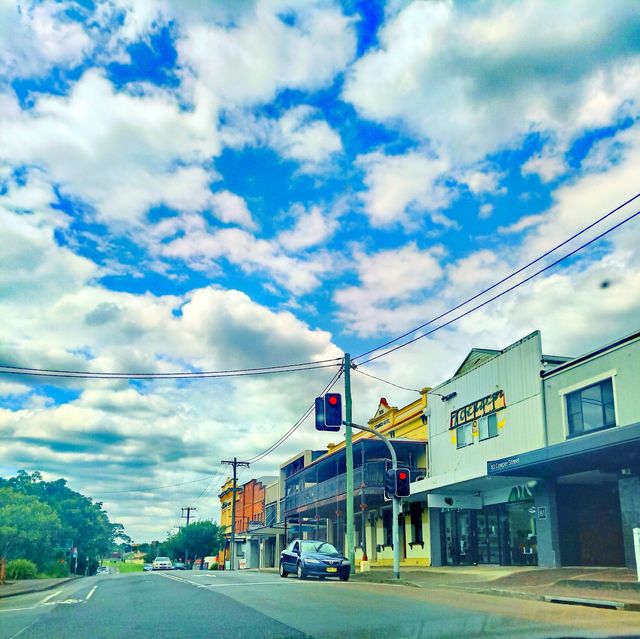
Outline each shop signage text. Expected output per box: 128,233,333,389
450,389,506,430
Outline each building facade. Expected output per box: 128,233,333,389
488,329,640,569
283,390,430,567
416,331,569,567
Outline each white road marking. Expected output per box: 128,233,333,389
84,586,98,601
196,581,293,588
38,591,61,605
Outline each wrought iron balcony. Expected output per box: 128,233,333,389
284,461,426,514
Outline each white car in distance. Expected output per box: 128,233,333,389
152,557,173,571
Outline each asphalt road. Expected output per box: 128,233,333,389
2,569,640,639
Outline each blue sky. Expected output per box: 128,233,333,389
1,0,639,540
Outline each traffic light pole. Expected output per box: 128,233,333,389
348,421,400,580
344,353,355,575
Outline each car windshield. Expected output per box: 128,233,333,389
300,542,339,554
1,2,639,639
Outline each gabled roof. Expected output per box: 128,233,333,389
453,348,500,377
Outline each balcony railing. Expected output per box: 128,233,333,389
284,461,426,513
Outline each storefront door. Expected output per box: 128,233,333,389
476,506,503,564
442,509,476,565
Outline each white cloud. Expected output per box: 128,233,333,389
522,149,567,183
178,3,356,107
162,225,335,295
1,70,221,225
0,1,93,77
222,105,343,172
209,191,257,230
479,204,494,219
277,204,339,252
334,243,444,336
356,151,451,227
343,0,640,162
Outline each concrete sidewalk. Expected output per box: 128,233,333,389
0,576,78,599
350,566,640,611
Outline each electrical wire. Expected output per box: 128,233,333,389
356,206,640,366
0,360,343,380
352,367,422,393
244,366,344,464
96,474,222,495
353,192,640,363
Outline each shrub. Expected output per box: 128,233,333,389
42,560,69,578
208,563,219,571
7,559,38,580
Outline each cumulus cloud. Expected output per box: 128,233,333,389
0,0,93,77
356,151,451,227
334,242,445,336
343,0,640,162
177,2,355,107
1,70,221,225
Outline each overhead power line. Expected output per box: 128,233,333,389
356,206,640,366
353,192,640,363
96,474,223,495
0,358,343,380
352,367,422,394
244,366,344,464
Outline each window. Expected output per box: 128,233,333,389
382,509,392,546
479,413,498,441
456,422,473,448
566,378,615,437
410,503,423,544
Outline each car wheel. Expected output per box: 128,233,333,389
296,562,305,580
279,562,288,578
339,573,349,582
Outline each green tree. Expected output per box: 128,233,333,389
166,521,225,561
0,471,126,575
0,487,63,569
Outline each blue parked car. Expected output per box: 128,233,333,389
280,539,350,581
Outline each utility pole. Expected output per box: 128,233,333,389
181,507,197,527
344,353,355,575
221,457,250,571
181,507,196,569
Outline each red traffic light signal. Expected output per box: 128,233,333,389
395,468,411,497
324,393,342,427
315,394,342,432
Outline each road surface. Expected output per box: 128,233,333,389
2,569,639,638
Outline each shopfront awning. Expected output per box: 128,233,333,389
487,421,640,478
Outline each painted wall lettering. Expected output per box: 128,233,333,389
450,390,506,429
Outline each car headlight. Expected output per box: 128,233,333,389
304,558,320,564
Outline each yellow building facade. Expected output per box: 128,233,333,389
303,388,431,567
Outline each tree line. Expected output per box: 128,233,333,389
142,521,225,566
0,470,128,578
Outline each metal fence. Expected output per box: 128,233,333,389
284,461,426,513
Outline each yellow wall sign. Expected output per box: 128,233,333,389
449,390,506,430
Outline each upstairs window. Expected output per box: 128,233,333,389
479,413,498,441
566,378,615,437
456,422,473,449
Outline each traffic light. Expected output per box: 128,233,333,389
315,395,341,432
384,469,396,500
395,468,411,497
325,393,342,427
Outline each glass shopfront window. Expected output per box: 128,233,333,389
507,501,537,565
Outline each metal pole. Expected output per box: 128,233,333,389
344,353,355,574
230,459,237,571
349,421,400,580
633,527,640,582
222,458,250,571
